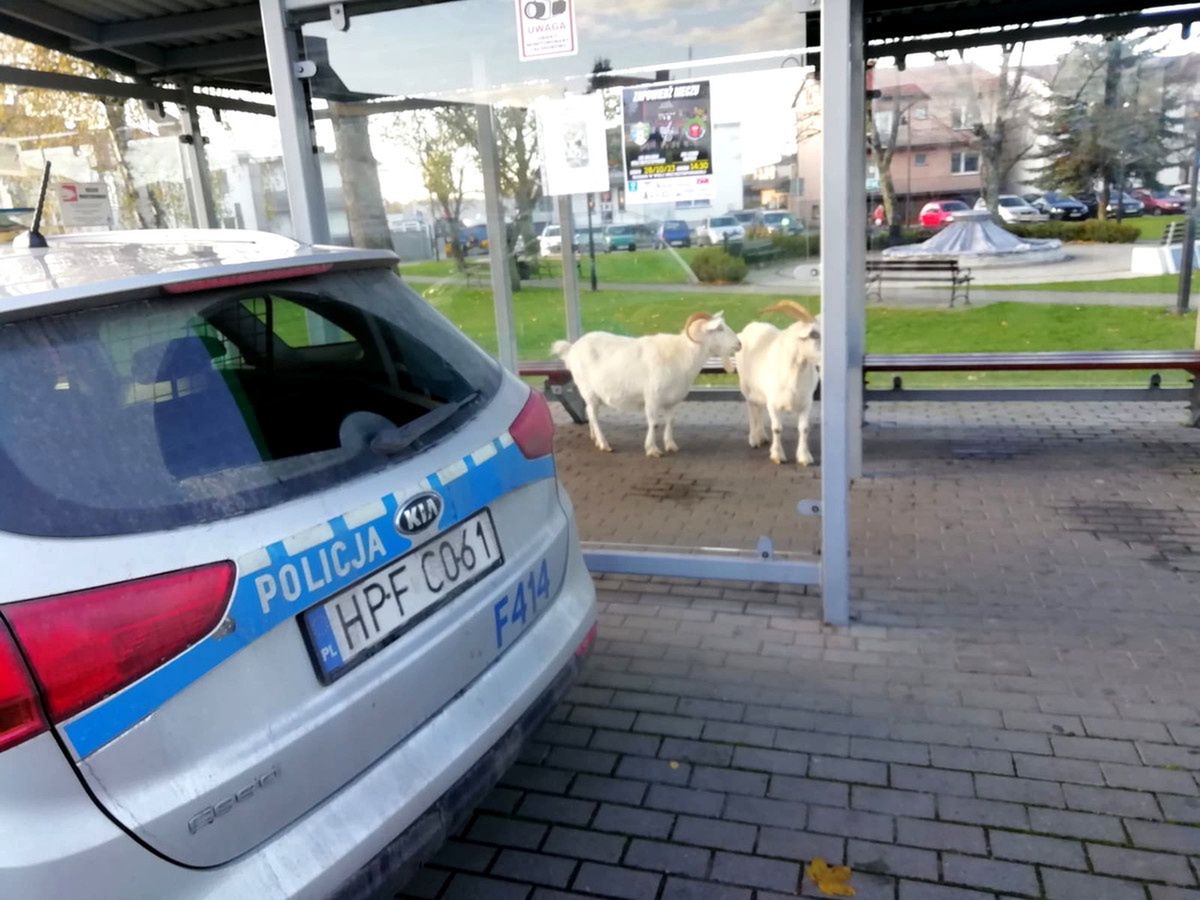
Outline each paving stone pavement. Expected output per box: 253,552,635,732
400,401,1200,899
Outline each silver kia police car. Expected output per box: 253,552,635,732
0,230,596,898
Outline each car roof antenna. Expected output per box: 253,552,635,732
13,161,51,250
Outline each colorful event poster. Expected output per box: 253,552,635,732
621,80,713,205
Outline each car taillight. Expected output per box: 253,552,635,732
510,390,555,459
0,623,46,752
5,562,235,724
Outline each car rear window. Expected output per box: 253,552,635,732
0,267,502,537
710,217,736,227
943,201,969,211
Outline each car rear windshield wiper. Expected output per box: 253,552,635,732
370,391,481,456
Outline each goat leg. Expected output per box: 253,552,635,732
796,409,814,466
747,402,768,448
644,407,663,457
767,406,786,464
663,410,680,454
585,400,612,452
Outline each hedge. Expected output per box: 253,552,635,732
688,247,749,284
1004,220,1139,243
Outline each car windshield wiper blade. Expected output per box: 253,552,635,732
370,391,481,456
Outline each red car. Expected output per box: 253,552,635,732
1132,189,1186,216
918,200,970,228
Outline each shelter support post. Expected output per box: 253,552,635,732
260,0,329,245
819,0,864,626
558,196,582,341
178,84,217,229
476,104,520,373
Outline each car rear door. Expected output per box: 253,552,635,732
0,265,571,866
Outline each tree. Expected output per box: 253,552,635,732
391,111,471,267
955,46,1036,214
435,105,543,254
0,36,153,228
865,67,920,239
1037,33,1183,219
329,102,393,249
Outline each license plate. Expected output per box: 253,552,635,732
301,510,504,682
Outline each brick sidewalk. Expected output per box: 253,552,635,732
402,402,1200,900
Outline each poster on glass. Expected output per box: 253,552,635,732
621,80,713,205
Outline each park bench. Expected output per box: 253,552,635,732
866,257,972,308
740,238,782,265
863,350,1200,426
523,349,1200,428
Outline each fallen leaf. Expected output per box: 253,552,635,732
668,760,680,769
806,857,856,897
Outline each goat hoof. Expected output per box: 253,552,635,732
665,443,680,454
770,455,786,465
646,447,663,458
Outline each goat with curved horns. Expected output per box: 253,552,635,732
735,300,822,465
552,312,741,457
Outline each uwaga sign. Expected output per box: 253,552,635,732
515,0,577,61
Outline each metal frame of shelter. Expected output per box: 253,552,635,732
251,0,1197,625
256,0,854,622
3,0,1198,625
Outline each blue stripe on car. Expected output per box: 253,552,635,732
63,438,555,759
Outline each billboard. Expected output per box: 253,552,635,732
621,80,713,205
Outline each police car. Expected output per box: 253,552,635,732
0,230,596,898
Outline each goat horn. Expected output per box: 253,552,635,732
761,300,815,323
683,311,713,342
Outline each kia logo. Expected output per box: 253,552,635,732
524,0,565,19
395,493,443,535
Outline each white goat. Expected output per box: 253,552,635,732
735,301,822,465
552,312,742,457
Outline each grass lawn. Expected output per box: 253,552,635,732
415,281,1197,388
978,273,1182,294
1126,214,1185,241
399,248,695,285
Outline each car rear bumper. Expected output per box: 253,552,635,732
0,528,596,900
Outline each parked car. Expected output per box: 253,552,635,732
463,223,489,250
731,209,764,230
1029,191,1089,221
603,224,647,252
974,195,1048,224
1169,185,1192,200
1077,192,1144,218
573,228,604,252
696,215,746,245
656,219,692,248
0,229,597,898
762,211,804,235
539,224,563,255
918,200,970,228
1132,189,1186,216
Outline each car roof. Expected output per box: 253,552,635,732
0,229,395,322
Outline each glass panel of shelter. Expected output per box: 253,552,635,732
301,0,824,565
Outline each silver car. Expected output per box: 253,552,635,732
0,230,596,898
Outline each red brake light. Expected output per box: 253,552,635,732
5,563,235,723
0,624,46,752
510,390,555,459
162,264,332,295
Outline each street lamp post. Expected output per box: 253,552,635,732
1176,124,1199,316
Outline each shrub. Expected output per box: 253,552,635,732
1005,220,1138,243
689,247,749,284
867,228,936,251
770,232,820,259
